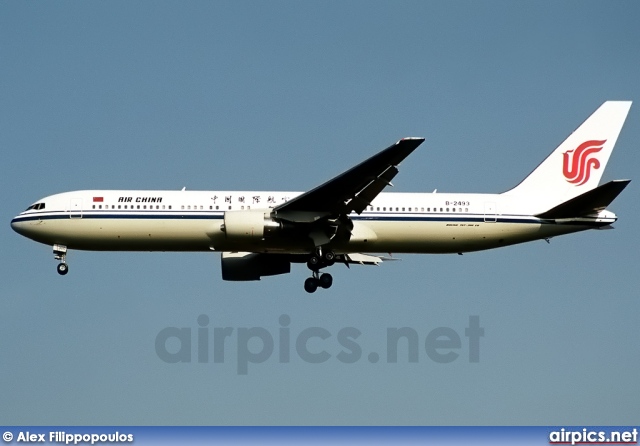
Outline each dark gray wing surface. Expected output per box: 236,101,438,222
535,179,630,219
274,137,424,222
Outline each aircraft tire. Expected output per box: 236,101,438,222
304,277,318,293
307,256,320,270
319,273,333,289
57,263,69,276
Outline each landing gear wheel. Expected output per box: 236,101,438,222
319,273,333,289
307,255,320,268
304,277,319,293
53,245,68,275
323,250,335,262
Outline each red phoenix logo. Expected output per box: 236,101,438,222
562,140,606,186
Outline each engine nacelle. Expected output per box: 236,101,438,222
221,210,281,240
221,252,291,281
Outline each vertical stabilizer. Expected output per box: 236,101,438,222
503,101,631,213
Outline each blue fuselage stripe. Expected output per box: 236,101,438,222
11,211,543,225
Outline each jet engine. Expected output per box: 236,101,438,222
221,252,291,281
221,210,282,240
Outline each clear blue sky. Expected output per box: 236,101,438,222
1,1,639,425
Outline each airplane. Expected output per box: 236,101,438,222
11,101,632,293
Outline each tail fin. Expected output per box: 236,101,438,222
504,101,631,213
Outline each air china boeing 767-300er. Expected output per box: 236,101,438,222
11,101,632,292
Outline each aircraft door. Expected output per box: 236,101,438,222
69,198,83,219
483,202,496,222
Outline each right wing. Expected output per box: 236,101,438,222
343,253,399,266
274,137,424,223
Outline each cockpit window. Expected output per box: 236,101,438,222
24,203,45,211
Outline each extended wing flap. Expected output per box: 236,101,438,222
535,179,630,219
344,253,399,265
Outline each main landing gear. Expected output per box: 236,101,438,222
304,271,333,293
53,244,69,276
304,248,335,293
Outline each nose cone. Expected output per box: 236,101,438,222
11,216,28,236
11,213,53,245
11,214,49,245
11,212,42,239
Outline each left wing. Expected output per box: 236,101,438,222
273,137,424,223
343,253,400,266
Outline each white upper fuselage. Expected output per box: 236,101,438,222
10,189,614,255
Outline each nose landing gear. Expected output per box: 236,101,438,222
57,262,69,275
53,244,69,276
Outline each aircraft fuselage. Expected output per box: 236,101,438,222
11,189,607,255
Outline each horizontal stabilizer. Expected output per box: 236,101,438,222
535,180,630,219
